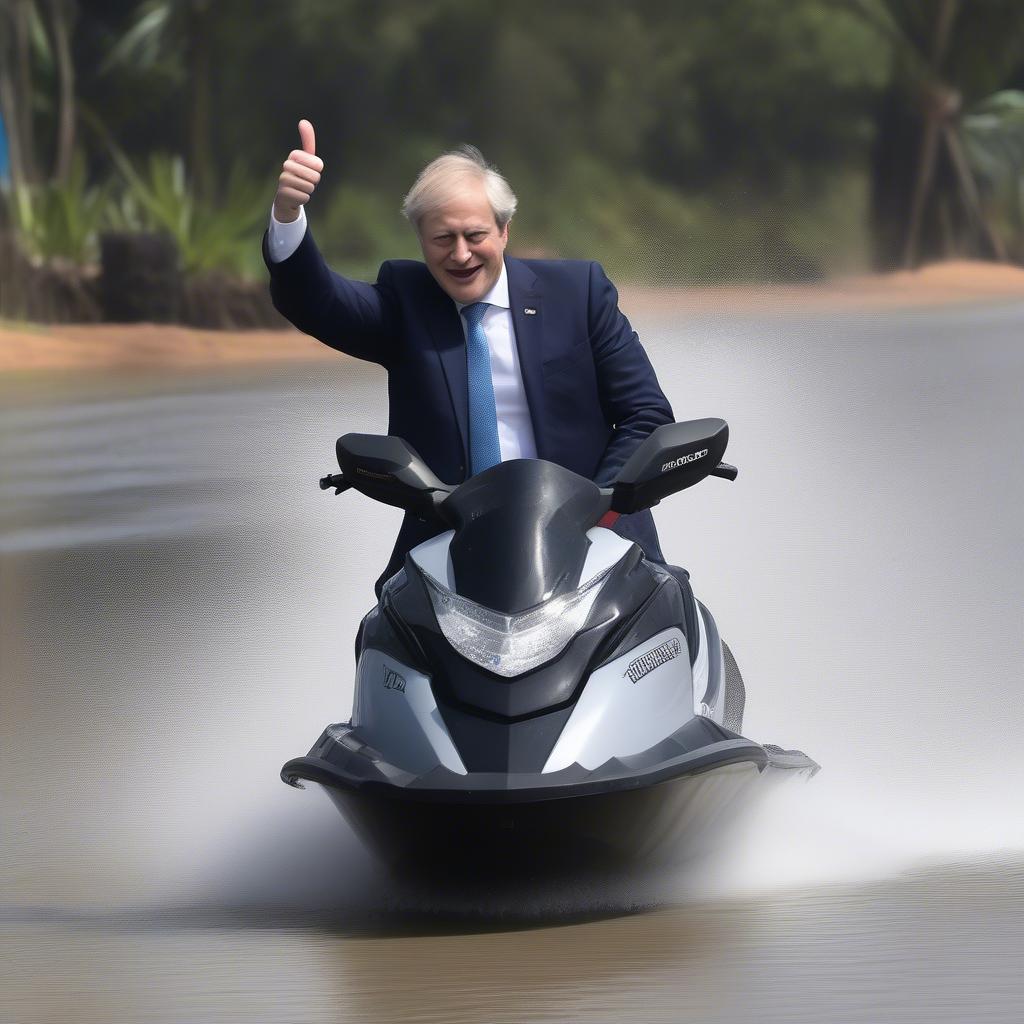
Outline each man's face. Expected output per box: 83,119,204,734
418,181,509,303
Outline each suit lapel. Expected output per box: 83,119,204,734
421,278,470,470
506,257,547,459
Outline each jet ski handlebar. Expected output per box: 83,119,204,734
322,419,737,516
319,473,352,494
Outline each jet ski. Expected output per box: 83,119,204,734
282,418,818,873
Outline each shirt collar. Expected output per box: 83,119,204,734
453,260,510,312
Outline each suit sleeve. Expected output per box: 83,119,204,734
587,261,674,486
262,225,399,368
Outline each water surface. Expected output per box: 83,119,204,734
2,303,1023,1021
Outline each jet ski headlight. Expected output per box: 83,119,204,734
420,565,613,678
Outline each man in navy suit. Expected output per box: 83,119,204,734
264,120,677,598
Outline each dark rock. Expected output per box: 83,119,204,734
99,232,183,323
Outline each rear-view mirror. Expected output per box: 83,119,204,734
335,433,450,517
610,419,729,514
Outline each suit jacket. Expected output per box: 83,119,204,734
262,227,674,595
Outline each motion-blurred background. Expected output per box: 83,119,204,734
4,0,1024,323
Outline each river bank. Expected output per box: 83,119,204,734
3,260,1024,374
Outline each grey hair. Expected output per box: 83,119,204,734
402,145,518,231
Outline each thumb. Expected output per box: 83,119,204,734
298,119,316,156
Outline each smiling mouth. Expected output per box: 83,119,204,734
447,266,482,281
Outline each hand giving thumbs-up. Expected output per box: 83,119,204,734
273,119,323,223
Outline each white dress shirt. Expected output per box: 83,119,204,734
268,208,538,462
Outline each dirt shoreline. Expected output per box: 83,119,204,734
2,260,1023,374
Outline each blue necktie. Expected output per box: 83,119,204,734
461,301,502,475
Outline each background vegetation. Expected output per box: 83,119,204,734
2,0,1024,323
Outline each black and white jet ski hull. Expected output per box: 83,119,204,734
282,719,818,872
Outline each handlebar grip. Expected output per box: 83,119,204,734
711,462,738,481
319,473,352,493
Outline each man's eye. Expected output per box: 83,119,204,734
468,233,486,242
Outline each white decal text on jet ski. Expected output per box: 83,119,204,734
625,637,682,683
661,449,708,473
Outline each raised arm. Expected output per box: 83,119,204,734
263,119,399,366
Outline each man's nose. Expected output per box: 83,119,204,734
452,237,471,262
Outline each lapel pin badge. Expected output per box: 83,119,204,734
524,307,537,315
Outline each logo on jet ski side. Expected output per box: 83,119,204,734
625,637,682,683
382,665,407,692
661,449,708,473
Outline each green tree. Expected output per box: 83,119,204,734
847,0,1024,267
0,0,78,189
99,0,221,202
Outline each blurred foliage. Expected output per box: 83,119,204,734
4,141,268,279
103,148,268,277
963,91,1024,261
254,0,894,279
857,0,1024,101
853,0,1024,266
8,151,110,266
5,0,1024,285
319,185,421,281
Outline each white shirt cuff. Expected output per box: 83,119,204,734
267,205,307,263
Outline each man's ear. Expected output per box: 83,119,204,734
500,220,510,244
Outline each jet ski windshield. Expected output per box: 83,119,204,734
439,459,608,614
